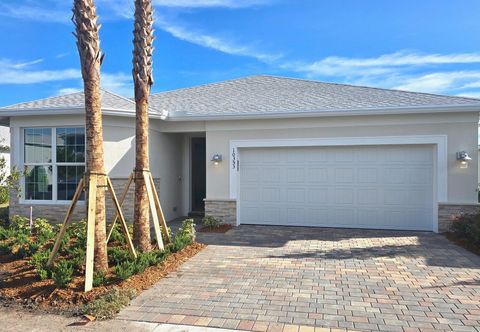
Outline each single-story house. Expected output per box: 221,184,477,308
1,75,479,232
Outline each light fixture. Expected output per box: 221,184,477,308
456,151,472,169
211,154,223,165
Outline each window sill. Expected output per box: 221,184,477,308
19,200,85,206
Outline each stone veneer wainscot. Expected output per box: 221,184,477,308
9,178,161,223
204,199,237,226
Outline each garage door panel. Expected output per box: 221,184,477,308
261,167,282,182
239,145,433,231
287,168,306,183
335,168,354,183
357,188,379,205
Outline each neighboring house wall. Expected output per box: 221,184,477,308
9,115,184,223
203,112,479,227
0,126,10,178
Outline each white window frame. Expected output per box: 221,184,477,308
21,126,86,205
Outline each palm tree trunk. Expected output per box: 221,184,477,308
73,0,108,270
133,0,154,252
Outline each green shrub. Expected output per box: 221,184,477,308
31,250,52,280
14,241,40,258
9,215,30,233
451,213,480,246
0,186,8,204
169,235,191,253
83,288,135,320
108,247,131,265
70,247,86,269
52,260,74,288
114,260,136,280
109,224,126,245
177,218,196,241
202,215,219,229
0,242,10,254
93,270,107,287
168,219,196,253
37,227,55,245
37,268,49,280
0,225,16,240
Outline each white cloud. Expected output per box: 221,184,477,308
155,14,281,63
282,51,480,96
0,3,69,23
392,71,480,94
288,51,480,78
101,72,133,97
0,59,80,84
58,88,81,95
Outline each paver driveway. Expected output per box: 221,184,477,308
119,226,480,332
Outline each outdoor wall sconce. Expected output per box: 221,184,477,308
456,151,472,169
211,154,223,165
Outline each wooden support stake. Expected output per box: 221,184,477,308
143,171,164,250
106,177,137,259
84,175,98,292
106,172,134,242
47,177,85,266
148,173,171,243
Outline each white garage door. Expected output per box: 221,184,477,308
239,145,434,231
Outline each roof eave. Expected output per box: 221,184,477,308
165,104,480,121
0,107,167,120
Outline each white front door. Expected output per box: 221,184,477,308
238,145,434,231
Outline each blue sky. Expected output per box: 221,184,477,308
1,0,480,106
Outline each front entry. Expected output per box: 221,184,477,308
191,137,206,214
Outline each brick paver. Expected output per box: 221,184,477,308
119,226,480,332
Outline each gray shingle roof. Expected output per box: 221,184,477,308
149,75,480,118
0,89,136,112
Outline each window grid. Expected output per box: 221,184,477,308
23,127,86,203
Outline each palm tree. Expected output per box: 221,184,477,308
132,0,155,251
73,0,108,270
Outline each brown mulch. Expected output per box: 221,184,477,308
0,242,206,311
198,224,232,233
445,233,480,256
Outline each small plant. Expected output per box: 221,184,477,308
0,242,10,254
52,260,74,288
37,268,49,280
114,260,136,280
0,226,16,241
93,270,107,287
202,215,219,229
109,224,126,244
451,213,480,247
9,215,30,233
32,218,53,234
70,247,86,269
83,288,135,320
177,218,196,242
108,247,131,265
0,186,9,205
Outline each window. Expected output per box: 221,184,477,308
23,127,85,202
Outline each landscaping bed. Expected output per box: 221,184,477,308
198,224,232,233
445,213,480,256
0,217,205,318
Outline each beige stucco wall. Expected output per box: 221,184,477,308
204,112,479,204
9,114,185,222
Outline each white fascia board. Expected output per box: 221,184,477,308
0,107,167,120
1,103,478,122
165,104,480,121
